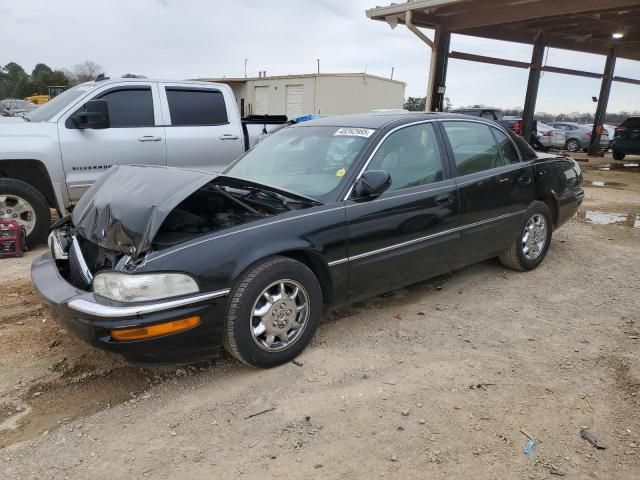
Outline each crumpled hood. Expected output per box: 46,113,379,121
72,165,215,258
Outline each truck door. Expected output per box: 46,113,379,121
160,83,244,173
58,83,166,202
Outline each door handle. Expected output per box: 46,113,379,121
138,136,162,142
434,193,455,206
517,174,532,185
219,134,240,140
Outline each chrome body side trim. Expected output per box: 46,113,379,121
327,210,525,266
68,289,231,318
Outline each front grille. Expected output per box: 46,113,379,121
68,236,93,291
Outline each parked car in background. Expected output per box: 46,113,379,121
0,98,38,116
536,121,565,149
503,116,521,135
451,107,504,121
33,112,584,367
0,77,288,247
612,116,640,160
550,121,609,152
0,103,11,117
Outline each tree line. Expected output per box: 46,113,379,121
0,61,146,100
403,96,639,124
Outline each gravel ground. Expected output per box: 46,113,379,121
0,154,638,479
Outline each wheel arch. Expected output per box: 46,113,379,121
276,249,335,307
535,194,559,229
0,159,61,214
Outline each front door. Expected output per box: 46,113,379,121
346,121,460,300
440,120,535,265
58,84,166,202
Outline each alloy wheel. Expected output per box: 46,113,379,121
0,194,36,235
522,214,547,261
250,279,310,352
566,139,579,152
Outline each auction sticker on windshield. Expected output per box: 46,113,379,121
334,128,375,138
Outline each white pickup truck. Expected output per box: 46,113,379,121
0,77,287,245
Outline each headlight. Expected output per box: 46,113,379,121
93,272,199,303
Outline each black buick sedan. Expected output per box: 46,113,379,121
32,113,584,368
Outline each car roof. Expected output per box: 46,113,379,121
295,112,495,129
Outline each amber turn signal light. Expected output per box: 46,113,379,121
111,316,201,341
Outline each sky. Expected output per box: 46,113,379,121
1,0,638,114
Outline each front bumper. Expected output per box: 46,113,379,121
31,251,230,365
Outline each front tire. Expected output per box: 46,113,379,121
612,151,625,161
565,139,580,152
499,201,553,271
0,178,50,247
224,256,323,368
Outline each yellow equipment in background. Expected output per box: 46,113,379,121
25,85,67,105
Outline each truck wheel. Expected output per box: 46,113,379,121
0,178,50,247
224,256,322,368
565,139,580,152
612,151,625,161
499,201,553,272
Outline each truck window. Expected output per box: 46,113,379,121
97,88,154,128
166,89,228,126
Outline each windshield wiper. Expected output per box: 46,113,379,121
213,185,266,217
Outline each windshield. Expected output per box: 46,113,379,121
25,83,97,122
223,126,373,202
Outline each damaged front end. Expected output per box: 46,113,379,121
49,165,318,292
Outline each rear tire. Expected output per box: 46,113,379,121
224,256,322,368
612,151,625,161
499,201,553,271
0,178,50,247
565,139,580,152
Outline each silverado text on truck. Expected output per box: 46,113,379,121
0,78,286,246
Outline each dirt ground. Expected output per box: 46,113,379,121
0,154,638,479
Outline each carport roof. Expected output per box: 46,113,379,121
366,0,640,61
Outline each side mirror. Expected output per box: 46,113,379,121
70,100,110,129
352,170,391,201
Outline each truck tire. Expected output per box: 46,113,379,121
224,256,322,368
0,178,50,247
499,201,553,271
612,151,625,161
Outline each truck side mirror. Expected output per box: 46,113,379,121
351,170,392,201
70,100,110,129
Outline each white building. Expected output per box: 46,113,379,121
198,73,406,118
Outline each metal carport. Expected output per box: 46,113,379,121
366,0,640,155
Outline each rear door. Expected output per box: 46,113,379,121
161,84,244,173
440,120,534,265
346,121,460,300
58,83,166,202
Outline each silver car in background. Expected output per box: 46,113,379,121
550,121,609,152
536,121,565,149
0,99,38,117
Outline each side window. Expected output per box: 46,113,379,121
366,123,444,192
481,110,496,120
493,129,520,164
442,121,503,176
98,88,154,127
166,89,228,126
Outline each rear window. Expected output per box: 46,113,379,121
166,88,228,126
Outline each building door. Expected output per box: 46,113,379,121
286,85,304,119
253,86,269,115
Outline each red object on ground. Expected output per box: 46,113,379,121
0,220,27,258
